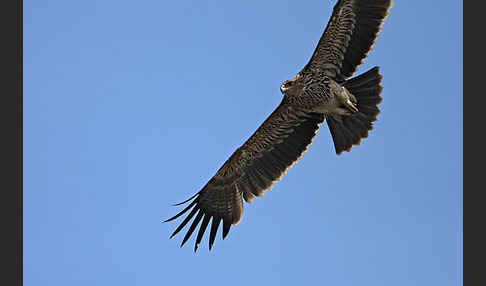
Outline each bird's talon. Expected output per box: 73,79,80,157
346,101,359,113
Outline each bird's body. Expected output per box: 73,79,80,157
282,72,356,115
165,0,393,251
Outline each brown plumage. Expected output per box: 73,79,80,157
164,0,393,251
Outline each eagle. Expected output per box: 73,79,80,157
165,0,393,251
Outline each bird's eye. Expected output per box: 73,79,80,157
280,81,293,92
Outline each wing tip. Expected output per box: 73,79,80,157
172,192,200,206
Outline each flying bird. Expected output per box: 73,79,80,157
165,0,393,252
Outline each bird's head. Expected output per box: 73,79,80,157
280,76,299,94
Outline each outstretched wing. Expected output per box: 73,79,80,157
302,0,393,80
164,102,324,251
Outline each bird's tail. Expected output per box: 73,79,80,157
326,66,383,154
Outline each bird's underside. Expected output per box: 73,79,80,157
165,0,393,252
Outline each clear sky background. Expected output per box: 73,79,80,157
24,1,462,285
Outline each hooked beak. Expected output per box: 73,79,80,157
280,84,286,94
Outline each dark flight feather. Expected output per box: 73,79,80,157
165,103,324,251
302,0,393,80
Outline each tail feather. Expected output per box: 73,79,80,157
327,66,383,154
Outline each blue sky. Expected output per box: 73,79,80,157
24,1,462,285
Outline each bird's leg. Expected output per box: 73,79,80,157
339,86,359,113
